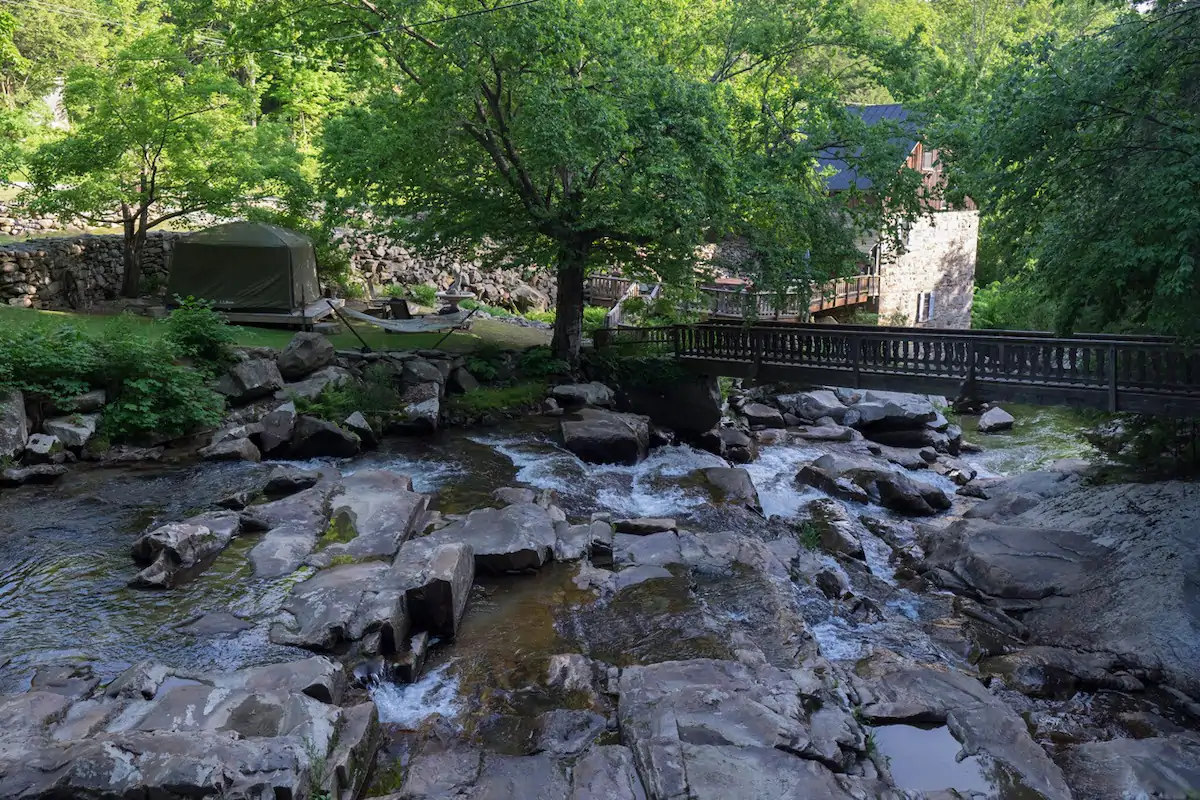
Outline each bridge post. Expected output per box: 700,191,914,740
672,325,681,358
1108,344,1119,412
850,335,861,387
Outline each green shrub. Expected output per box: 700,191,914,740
446,382,546,417
516,346,569,381
582,306,608,332
164,297,236,376
460,298,515,317
96,315,226,441
293,364,403,430
524,309,556,324
337,280,365,300
407,284,438,306
381,283,407,299
0,321,98,403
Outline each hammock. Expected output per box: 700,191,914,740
335,304,477,334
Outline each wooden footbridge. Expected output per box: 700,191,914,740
593,321,1200,416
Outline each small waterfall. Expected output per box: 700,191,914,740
370,661,462,727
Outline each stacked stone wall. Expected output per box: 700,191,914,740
877,210,978,329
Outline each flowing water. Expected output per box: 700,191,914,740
0,409,1119,797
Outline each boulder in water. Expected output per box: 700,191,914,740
852,390,937,430
1059,736,1200,799
561,408,650,465
979,405,1016,433
806,498,866,560
129,511,241,589
393,540,475,638
691,466,762,513
271,561,407,653
620,375,722,436
416,502,559,573
613,517,678,535
798,454,950,516
311,470,428,566
742,402,784,428
198,436,261,463
23,434,64,465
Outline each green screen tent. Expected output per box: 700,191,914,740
166,222,322,312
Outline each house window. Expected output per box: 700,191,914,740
916,291,936,323
921,149,937,171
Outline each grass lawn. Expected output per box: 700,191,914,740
0,306,550,352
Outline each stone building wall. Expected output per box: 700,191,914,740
0,233,180,309
876,210,978,329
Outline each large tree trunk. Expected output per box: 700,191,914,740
551,242,589,363
120,206,149,298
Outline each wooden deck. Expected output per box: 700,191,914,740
220,298,344,329
593,322,1200,416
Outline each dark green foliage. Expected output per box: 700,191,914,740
0,322,98,403
1084,414,1200,478
407,284,438,306
0,313,225,442
163,297,236,376
951,6,1200,336
446,383,547,418
582,307,609,333
588,351,687,391
971,275,1056,332
293,364,403,431
516,347,569,382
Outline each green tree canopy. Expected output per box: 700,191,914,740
17,28,298,296
958,3,1200,336
315,0,927,359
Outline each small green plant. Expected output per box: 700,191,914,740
797,521,821,551
460,298,516,317
164,296,237,376
381,283,408,299
582,305,609,332
293,364,403,431
523,309,556,324
327,553,357,567
406,283,438,306
337,280,365,299
516,346,568,381
848,310,880,326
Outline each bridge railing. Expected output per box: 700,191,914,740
596,322,1200,414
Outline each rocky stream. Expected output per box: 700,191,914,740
0,382,1198,799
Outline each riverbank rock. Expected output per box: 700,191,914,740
290,414,361,459
257,401,297,456
129,511,241,589
393,540,475,638
1059,736,1200,799
198,436,261,463
551,382,615,409
0,463,67,487
271,561,406,654
246,481,339,577
42,413,99,449
263,464,321,495
0,389,27,460
392,381,441,434
923,475,1200,696
561,408,650,465
276,331,335,379
618,659,886,797
53,389,106,414
215,356,284,404
23,434,63,464
852,390,937,429
275,365,354,402
311,471,429,566
978,405,1015,433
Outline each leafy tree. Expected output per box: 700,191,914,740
17,29,296,297
317,0,926,360
956,4,1200,336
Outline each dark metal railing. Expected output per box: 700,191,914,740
594,322,1200,416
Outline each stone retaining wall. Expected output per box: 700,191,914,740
0,233,179,309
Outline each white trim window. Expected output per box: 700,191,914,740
916,291,936,323
921,149,937,171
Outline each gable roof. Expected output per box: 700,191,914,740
818,103,920,192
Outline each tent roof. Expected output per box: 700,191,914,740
818,104,920,192
178,221,313,249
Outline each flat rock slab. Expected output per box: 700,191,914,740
418,502,559,573
0,657,378,800
854,665,1072,800
613,517,677,535
312,470,429,566
618,659,876,798
270,561,406,654
1059,735,1200,799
